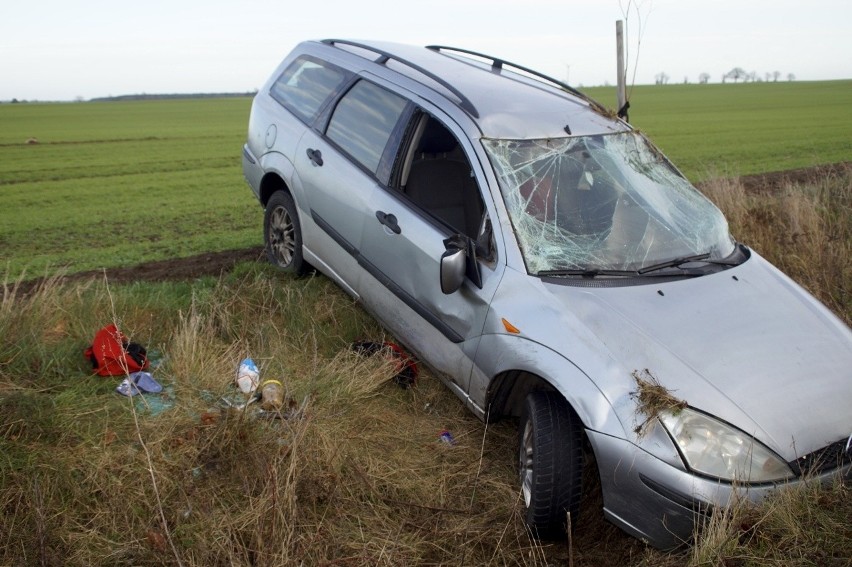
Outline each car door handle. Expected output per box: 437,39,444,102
306,148,323,166
375,211,401,234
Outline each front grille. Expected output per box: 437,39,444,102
789,438,852,477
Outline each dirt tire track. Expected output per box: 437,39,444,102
721,161,850,193
14,246,266,295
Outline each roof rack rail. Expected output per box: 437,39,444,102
425,45,609,115
321,39,479,118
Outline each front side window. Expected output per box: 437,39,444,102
326,80,408,174
399,116,486,240
270,57,348,123
483,132,735,274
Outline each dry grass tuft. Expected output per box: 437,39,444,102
683,475,851,567
630,369,688,437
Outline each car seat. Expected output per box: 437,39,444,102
405,120,482,237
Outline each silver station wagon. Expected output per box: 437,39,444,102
243,39,852,548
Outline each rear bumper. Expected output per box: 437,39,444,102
587,430,851,549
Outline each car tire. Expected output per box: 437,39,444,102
518,391,585,539
264,191,309,275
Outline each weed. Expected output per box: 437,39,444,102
630,369,687,437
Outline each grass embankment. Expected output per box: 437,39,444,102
0,268,556,566
1,168,850,566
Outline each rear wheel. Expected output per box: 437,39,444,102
518,391,585,539
264,191,309,275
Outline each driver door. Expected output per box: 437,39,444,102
357,113,502,395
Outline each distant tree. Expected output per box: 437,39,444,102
654,72,670,85
787,73,796,81
11,98,19,104
699,73,711,84
724,67,748,83
773,71,781,82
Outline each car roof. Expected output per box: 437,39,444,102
314,39,631,140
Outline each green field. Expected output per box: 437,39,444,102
582,80,852,178
0,98,259,280
1,81,850,280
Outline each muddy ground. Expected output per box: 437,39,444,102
14,162,849,294
734,161,849,192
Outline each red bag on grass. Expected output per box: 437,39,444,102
84,324,149,376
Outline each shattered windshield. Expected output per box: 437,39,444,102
482,132,735,274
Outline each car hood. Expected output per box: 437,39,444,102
540,253,852,461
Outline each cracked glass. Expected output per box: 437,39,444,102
482,132,735,274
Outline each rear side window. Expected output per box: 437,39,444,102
326,80,408,174
270,57,348,123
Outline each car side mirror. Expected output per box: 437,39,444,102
440,234,483,294
440,247,466,294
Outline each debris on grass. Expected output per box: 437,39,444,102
438,429,457,446
236,357,260,393
351,339,419,388
630,368,687,437
130,383,175,416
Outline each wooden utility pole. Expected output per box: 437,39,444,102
616,20,628,122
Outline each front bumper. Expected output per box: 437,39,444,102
587,430,851,549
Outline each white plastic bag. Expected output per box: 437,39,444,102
236,358,260,394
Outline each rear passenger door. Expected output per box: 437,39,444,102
294,77,411,293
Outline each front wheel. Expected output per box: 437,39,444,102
263,191,309,275
518,391,585,539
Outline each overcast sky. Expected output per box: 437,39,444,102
2,0,850,101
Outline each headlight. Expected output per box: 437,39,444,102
659,408,794,483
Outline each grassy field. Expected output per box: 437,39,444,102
1,81,851,281
582,80,852,179
0,90,850,565
0,98,259,280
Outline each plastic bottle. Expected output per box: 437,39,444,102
236,358,260,394
260,379,284,410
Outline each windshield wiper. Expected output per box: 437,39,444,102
637,253,712,274
638,252,743,275
537,268,637,278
